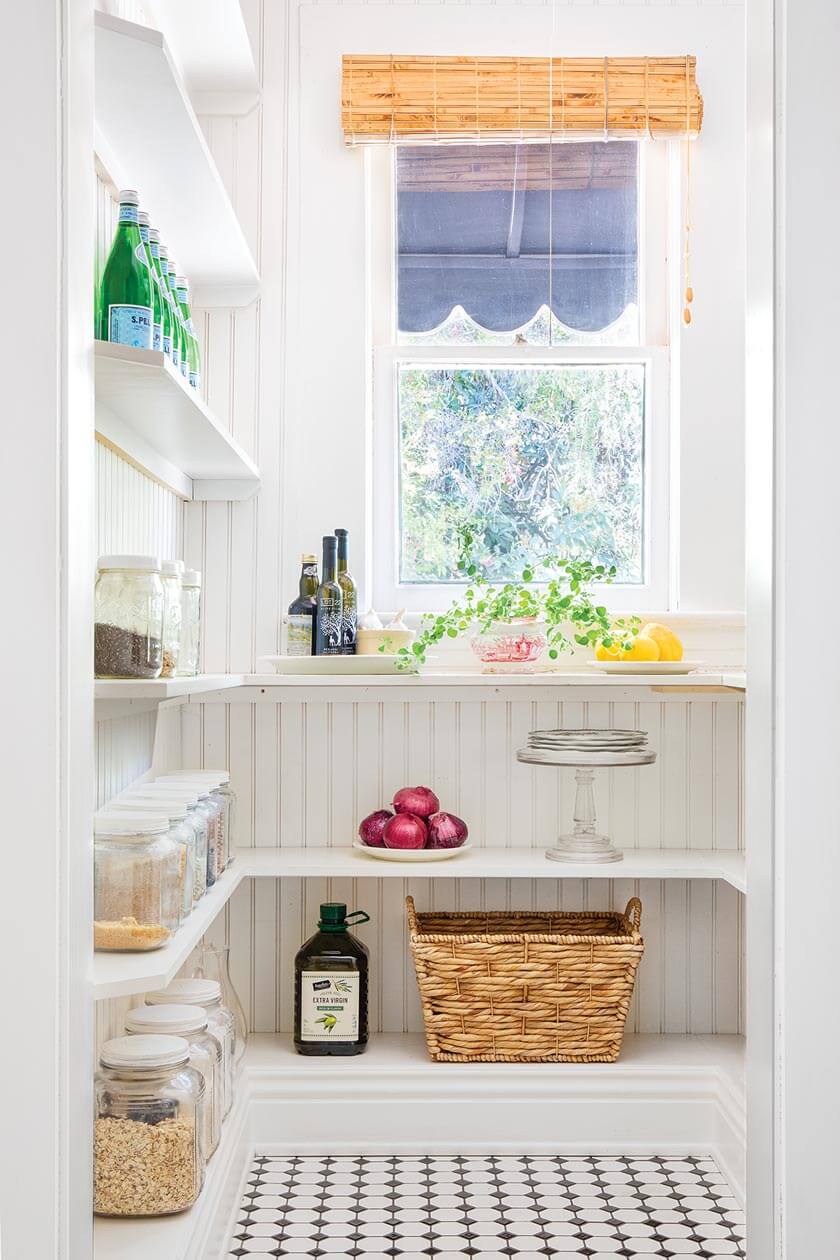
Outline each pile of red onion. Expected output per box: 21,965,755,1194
358,785,468,851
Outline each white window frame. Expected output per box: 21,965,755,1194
368,142,672,615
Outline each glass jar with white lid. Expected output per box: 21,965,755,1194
125,1004,222,1158
146,978,236,1117
95,554,164,679
157,771,235,873
177,568,202,677
94,814,181,951
105,799,196,918
160,560,183,678
119,787,209,903
94,1034,206,1216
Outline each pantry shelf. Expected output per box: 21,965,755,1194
153,0,260,117
93,865,245,999
243,670,746,693
95,341,260,500
95,673,245,706
238,846,747,893
94,11,260,304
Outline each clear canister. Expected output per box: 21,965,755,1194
106,798,196,920
94,814,181,951
146,978,236,1118
177,568,202,676
160,560,183,679
95,554,164,679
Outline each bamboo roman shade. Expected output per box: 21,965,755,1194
342,55,703,145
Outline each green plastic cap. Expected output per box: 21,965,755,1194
318,903,370,932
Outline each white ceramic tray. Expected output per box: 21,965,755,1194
262,654,406,676
586,660,702,676
352,840,472,862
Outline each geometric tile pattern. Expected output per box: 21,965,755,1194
227,1156,745,1258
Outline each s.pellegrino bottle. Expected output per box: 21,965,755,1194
294,903,370,1056
137,211,163,352
98,189,153,348
175,275,201,390
147,227,173,361
158,245,181,371
166,259,189,378
286,553,319,657
314,536,343,656
335,528,357,654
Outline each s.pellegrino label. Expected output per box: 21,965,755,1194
108,304,153,349
300,972,359,1042
118,203,139,225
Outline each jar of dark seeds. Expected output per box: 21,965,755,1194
95,554,164,679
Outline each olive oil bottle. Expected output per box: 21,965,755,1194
294,903,370,1055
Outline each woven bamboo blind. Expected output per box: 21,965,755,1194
342,55,703,145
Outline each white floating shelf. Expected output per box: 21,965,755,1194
239,670,747,693
95,673,245,703
93,865,245,999
149,0,259,116
95,11,259,303
95,341,260,500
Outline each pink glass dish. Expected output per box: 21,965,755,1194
470,620,548,673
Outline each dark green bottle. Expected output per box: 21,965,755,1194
314,535,343,656
98,189,153,347
286,552,319,657
147,227,173,361
294,903,370,1056
137,211,163,352
335,528,357,654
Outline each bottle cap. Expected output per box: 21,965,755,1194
182,568,201,586
317,903,370,932
138,210,150,225
117,189,140,205
175,275,188,290
148,226,160,241
100,1034,190,1070
335,528,348,537
301,553,317,564
322,535,337,551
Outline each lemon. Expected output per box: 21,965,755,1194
640,622,683,662
595,641,621,661
622,634,660,662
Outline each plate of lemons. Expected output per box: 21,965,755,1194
588,622,701,675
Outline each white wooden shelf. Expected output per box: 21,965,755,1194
241,670,747,694
95,673,245,702
154,0,260,117
95,11,259,304
95,342,260,500
93,865,245,999
239,845,746,892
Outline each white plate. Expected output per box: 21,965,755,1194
586,660,702,676
261,654,409,676
352,839,472,862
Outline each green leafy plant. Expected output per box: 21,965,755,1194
385,526,640,671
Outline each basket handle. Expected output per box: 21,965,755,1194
405,895,418,935
624,896,642,933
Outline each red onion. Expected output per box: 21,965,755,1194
392,785,440,819
427,811,469,849
358,808,393,847
383,812,428,850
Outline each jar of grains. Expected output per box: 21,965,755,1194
106,798,197,920
125,1005,222,1159
94,814,181,951
122,785,209,904
157,773,232,878
160,560,183,678
177,568,202,677
94,1034,206,1216
146,978,236,1118
95,555,164,679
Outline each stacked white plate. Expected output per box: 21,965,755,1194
525,728,648,752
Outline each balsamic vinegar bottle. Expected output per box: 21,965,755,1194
335,528,357,654
294,903,370,1056
286,552,319,656
314,535,343,656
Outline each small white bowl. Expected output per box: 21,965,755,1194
355,627,415,656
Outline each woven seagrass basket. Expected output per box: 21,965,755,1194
406,895,644,1063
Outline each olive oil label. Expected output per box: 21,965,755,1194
108,304,153,348
287,613,314,657
300,971,359,1041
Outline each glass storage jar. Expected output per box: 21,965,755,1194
177,568,202,676
125,1005,222,1159
94,1034,206,1216
94,814,181,951
107,798,196,920
191,943,248,1071
146,978,236,1118
120,786,208,903
160,560,183,678
95,554,164,679
157,771,235,874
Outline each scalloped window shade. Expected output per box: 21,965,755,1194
341,55,703,145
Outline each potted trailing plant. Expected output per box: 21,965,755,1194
389,528,639,673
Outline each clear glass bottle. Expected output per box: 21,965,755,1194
294,903,370,1056
97,189,153,348
137,210,163,353
94,814,181,951
146,979,236,1117
177,569,202,676
125,1005,222,1159
191,943,248,1070
94,1034,206,1216
106,798,196,920
95,555,164,679
160,560,183,679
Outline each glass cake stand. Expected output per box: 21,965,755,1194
515,747,658,863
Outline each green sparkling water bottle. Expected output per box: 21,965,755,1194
98,189,153,348
175,275,202,391
137,211,163,353
158,245,181,371
147,227,173,361
166,259,189,379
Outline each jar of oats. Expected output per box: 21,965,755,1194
145,977,236,1118
94,1034,206,1216
93,814,181,951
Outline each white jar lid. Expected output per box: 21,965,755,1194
100,1033,189,1070
120,787,199,804
125,1004,208,1035
158,769,229,784
109,798,189,822
183,569,201,586
97,554,162,573
161,560,182,577
94,812,170,837
155,780,212,798
146,978,221,1007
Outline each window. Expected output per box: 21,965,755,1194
371,140,670,612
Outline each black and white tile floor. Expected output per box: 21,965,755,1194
226,1156,745,1258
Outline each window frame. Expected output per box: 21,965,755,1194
368,141,672,615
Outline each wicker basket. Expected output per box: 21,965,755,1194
406,895,644,1063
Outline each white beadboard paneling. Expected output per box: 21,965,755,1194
186,692,744,1037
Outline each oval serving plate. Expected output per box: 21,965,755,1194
585,660,702,676
352,840,472,862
